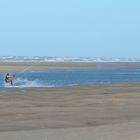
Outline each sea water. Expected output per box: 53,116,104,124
1,69,140,88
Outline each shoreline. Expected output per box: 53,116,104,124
0,62,140,72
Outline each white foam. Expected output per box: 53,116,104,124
0,56,140,62
12,78,44,88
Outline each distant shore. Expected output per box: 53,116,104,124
0,62,140,73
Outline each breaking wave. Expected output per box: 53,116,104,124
0,56,140,62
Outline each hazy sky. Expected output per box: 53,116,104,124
0,0,140,57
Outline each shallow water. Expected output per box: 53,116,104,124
1,69,140,88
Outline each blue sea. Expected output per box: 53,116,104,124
1,69,140,88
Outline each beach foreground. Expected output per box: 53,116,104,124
1,83,140,139
1,62,140,139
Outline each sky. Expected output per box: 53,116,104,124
0,0,140,57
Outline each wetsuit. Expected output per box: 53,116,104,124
5,76,13,85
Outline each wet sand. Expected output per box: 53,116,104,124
0,83,140,139
0,62,140,139
0,61,140,72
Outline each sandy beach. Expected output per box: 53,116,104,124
0,61,140,72
0,62,140,139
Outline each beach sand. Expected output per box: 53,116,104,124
0,61,140,72
0,62,140,139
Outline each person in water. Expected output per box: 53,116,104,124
5,73,14,85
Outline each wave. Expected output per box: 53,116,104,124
0,56,140,62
